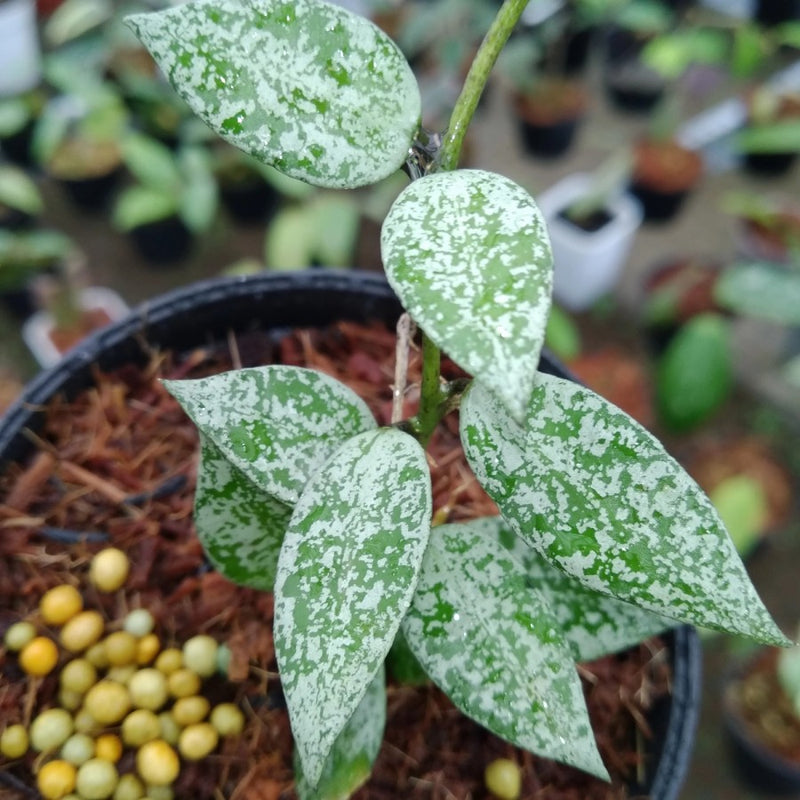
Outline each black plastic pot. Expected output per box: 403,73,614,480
0,271,702,800
516,116,582,159
630,182,691,223
0,122,36,168
723,653,800,794
605,62,666,113
55,168,122,212
755,0,800,25
128,215,193,266
220,179,281,224
742,151,798,178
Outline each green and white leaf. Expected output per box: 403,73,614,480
402,518,608,779
195,436,291,590
382,169,553,424
126,0,421,189
274,428,431,787
164,366,376,505
715,261,800,326
295,667,386,800
460,376,788,646
491,517,674,662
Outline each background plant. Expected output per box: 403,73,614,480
125,0,789,796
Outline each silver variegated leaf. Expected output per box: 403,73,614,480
126,0,421,189
294,666,386,799
164,365,376,505
381,169,553,424
275,428,432,787
402,518,609,779
460,376,788,646
195,435,290,590
490,516,674,662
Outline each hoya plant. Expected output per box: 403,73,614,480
126,0,788,795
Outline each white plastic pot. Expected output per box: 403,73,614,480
22,287,130,368
537,173,643,312
0,0,41,97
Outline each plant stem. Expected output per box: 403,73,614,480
412,0,528,445
439,0,529,172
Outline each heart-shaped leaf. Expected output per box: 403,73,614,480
126,0,421,188
275,427,432,786
382,169,553,424
490,516,674,662
402,517,608,779
460,377,788,646
164,366,376,505
294,666,386,799
195,436,291,590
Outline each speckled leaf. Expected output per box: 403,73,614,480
275,428,432,787
460,377,788,646
126,0,421,188
295,667,386,799
164,366,376,505
382,170,553,424
715,261,800,326
402,518,608,779
195,436,290,590
489,516,674,662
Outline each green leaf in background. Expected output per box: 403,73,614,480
265,194,361,269
656,313,732,432
544,304,581,363
402,517,609,779
731,24,768,79
294,667,386,800
195,436,291,590
177,146,219,234
164,366,376,505
121,131,182,193
715,262,800,326
274,428,431,787
265,206,319,270
112,185,179,231
43,0,113,47
735,120,800,155
493,517,674,662
642,28,727,79
0,98,31,138
460,376,788,646
775,21,800,51
0,166,44,215
312,195,361,268
126,0,421,188
709,475,769,559
382,169,553,424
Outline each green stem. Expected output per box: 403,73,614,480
439,0,529,172
412,0,528,444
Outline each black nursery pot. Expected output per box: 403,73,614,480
220,179,281,224
605,65,665,114
56,169,122,212
723,658,800,794
742,151,798,178
0,123,36,168
516,116,582,159
0,271,703,800
629,183,691,223
128,215,193,266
